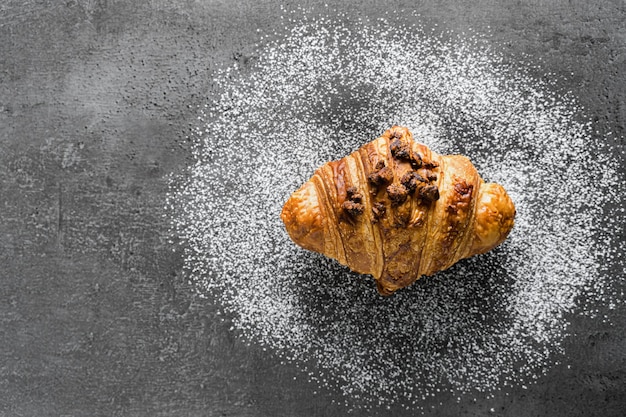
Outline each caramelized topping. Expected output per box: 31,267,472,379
342,200,364,216
418,185,440,203
342,186,365,216
368,161,394,186
454,181,473,197
390,139,412,160
409,152,423,169
371,201,387,223
346,186,363,203
387,184,409,206
389,137,423,169
369,134,441,210
446,181,473,215
400,171,427,195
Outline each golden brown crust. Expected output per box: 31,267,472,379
280,126,516,295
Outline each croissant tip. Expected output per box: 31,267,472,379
281,180,326,254
470,182,516,255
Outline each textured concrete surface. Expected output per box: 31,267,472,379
1,1,625,416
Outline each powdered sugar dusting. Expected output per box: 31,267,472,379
167,11,625,410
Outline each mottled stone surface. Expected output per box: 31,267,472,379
0,1,624,416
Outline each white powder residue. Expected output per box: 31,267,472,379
167,11,625,411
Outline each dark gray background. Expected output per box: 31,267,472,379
1,1,625,416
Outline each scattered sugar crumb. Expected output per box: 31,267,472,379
167,10,625,411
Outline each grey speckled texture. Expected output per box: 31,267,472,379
1,1,624,416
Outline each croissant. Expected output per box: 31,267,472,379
281,126,516,295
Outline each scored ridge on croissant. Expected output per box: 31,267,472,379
281,126,516,295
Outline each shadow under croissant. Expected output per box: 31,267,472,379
289,244,518,365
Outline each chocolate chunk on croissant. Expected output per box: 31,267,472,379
281,126,516,295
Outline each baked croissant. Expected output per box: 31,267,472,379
281,126,515,295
